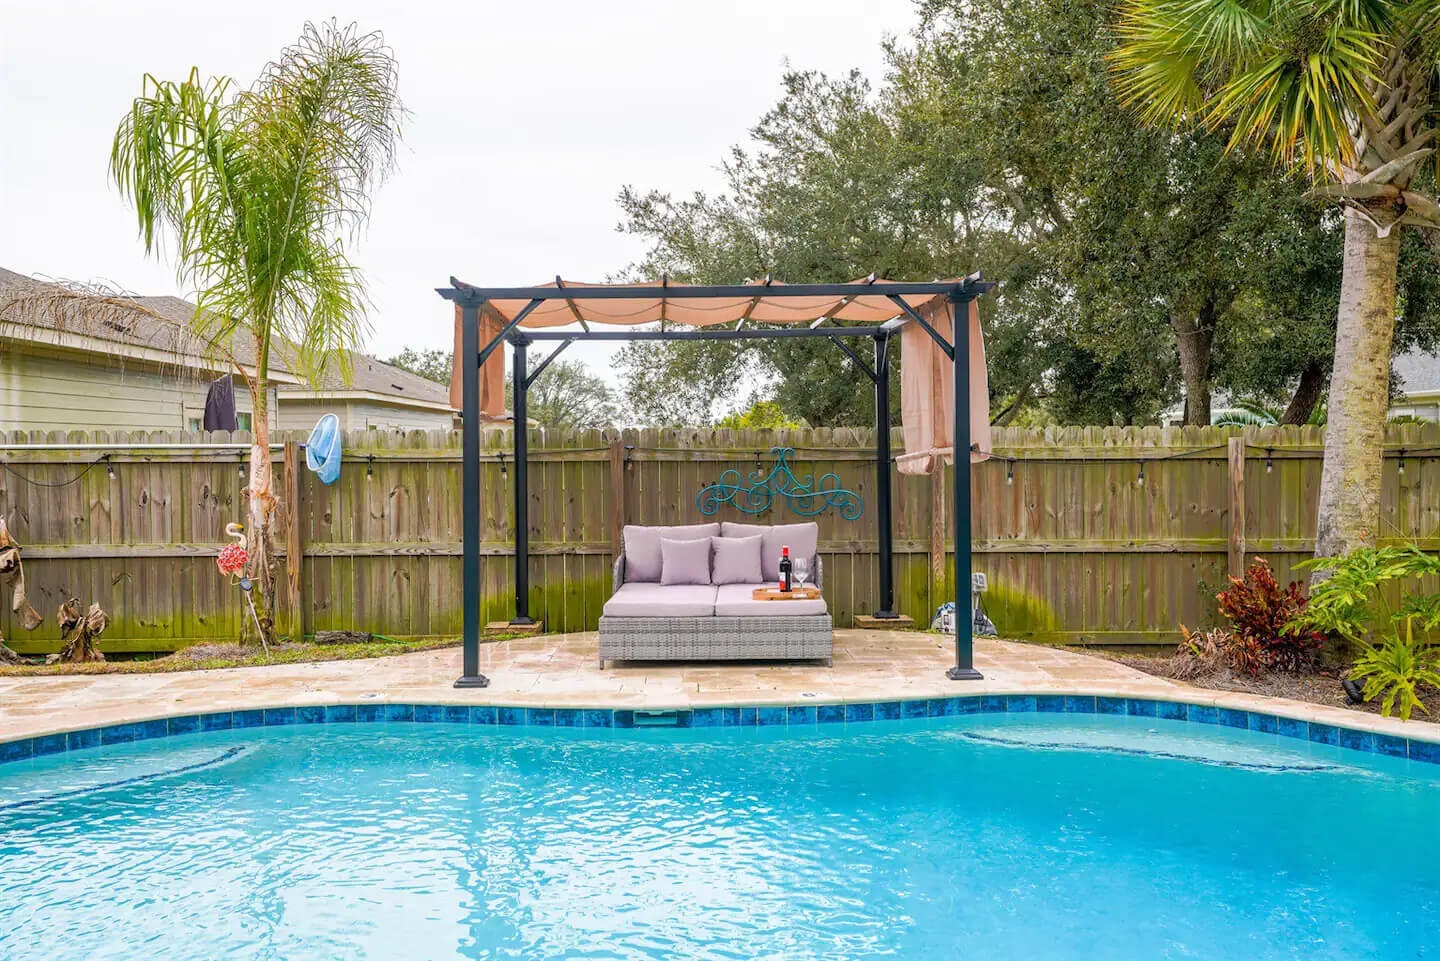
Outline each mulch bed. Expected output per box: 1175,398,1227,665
1105,650,1440,720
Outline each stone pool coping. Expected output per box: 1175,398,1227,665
2,634,1436,766
2,692,1437,768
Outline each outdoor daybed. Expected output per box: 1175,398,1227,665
597,521,831,669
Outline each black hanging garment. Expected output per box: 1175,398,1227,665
203,376,238,432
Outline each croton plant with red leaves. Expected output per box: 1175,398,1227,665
1216,558,1322,675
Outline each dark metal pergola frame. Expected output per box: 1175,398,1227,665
437,276,995,688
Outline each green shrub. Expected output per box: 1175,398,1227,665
1350,622,1440,720
1291,546,1440,720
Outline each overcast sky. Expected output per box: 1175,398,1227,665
1,0,917,386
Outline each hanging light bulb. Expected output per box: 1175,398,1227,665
366,455,375,481
1006,458,1014,485
1135,460,1146,487
106,456,116,481
1398,449,1406,476
237,457,246,477
499,453,507,479
1265,450,1273,474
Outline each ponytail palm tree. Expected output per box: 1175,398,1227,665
111,20,402,643
1111,1,1439,559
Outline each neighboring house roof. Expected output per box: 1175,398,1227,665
0,265,271,373
1392,349,1440,399
0,266,456,413
279,350,454,412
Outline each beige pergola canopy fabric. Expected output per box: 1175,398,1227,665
477,278,952,328
447,278,989,436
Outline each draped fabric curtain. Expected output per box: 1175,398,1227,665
449,303,507,419
897,298,989,476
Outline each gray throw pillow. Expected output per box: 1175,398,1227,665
710,534,763,585
720,521,819,582
660,537,712,586
622,523,721,582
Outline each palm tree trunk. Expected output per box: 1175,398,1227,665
244,371,278,646
1314,209,1402,559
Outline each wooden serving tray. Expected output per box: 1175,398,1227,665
751,586,822,601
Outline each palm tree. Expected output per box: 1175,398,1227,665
110,20,403,643
1110,1,1439,559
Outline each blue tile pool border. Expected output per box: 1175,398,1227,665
1,695,1436,767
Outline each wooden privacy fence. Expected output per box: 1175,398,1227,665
3,424,1439,654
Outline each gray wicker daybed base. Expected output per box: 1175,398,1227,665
598,555,832,669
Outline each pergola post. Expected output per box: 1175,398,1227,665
873,332,897,619
947,294,982,680
512,337,534,625
454,299,489,688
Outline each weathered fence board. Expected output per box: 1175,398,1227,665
4,424,1440,653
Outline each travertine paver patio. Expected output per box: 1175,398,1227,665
1,630,1436,743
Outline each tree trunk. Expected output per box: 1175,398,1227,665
1314,210,1402,560
1279,359,1328,425
1171,305,1215,426
991,380,1033,426
244,367,278,647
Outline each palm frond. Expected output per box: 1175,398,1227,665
1111,0,1401,180
108,19,403,395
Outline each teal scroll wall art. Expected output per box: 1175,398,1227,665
697,447,863,519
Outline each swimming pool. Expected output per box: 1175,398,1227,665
1,709,1436,959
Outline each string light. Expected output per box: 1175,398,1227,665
1006,458,1014,485
366,455,375,481
499,453,507,479
1265,449,1273,474
1398,449,1406,476
106,455,116,481
1135,460,1146,487
237,457,246,478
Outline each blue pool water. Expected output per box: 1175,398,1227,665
0,713,1436,960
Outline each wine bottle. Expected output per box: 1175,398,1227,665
779,545,792,593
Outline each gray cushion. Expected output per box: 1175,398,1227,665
720,522,819,582
710,534,763,585
660,537,712,586
713,583,827,617
602,583,718,617
622,523,720,582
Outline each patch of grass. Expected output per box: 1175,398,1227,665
0,635,526,677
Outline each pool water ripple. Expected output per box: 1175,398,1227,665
955,730,1354,772
0,716,1435,960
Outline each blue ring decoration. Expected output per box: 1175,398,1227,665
697,447,862,520
1,696,1436,766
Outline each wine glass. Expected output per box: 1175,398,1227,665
792,556,810,590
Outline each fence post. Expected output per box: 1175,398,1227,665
283,440,304,641
929,466,945,613
608,435,626,561
1227,436,1246,579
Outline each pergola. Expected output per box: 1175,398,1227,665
436,275,995,689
